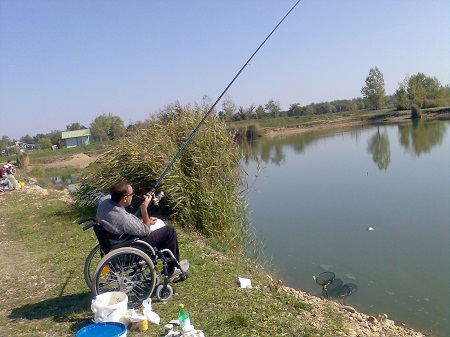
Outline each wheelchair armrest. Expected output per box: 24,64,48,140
82,222,96,231
78,217,96,225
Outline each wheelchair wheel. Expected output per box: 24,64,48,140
84,244,103,290
155,284,173,302
92,247,157,308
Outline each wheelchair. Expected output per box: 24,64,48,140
79,217,189,307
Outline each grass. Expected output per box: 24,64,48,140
0,185,348,337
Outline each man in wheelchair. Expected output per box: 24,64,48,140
97,181,186,281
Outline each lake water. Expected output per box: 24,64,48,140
244,120,449,337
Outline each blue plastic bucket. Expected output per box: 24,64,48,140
76,322,127,337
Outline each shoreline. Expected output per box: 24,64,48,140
261,110,450,138
0,184,431,336
28,187,431,335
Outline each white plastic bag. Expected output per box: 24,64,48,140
124,308,147,323
143,298,161,325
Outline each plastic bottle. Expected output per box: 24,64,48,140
178,304,190,328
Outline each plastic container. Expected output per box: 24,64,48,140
178,304,190,328
91,292,128,324
76,322,127,337
138,319,148,331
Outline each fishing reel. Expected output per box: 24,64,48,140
153,191,164,205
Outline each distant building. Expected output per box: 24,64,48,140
61,129,92,148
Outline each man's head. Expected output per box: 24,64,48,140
110,181,134,206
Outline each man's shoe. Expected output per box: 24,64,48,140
168,269,182,282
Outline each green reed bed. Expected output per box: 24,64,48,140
73,103,248,252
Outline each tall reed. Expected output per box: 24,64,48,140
74,103,249,251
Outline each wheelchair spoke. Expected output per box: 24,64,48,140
94,248,156,308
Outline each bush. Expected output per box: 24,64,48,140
16,152,29,169
231,124,261,141
29,164,45,178
74,103,249,251
411,104,422,119
246,124,260,140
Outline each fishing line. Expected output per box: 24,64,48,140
150,0,302,192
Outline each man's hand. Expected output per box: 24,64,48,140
141,193,153,209
140,193,156,229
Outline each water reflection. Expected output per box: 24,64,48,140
398,120,447,157
367,128,391,171
241,132,324,166
41,173,78,191
245,121,448,171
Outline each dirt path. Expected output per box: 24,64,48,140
43,153,98,170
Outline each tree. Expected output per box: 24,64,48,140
90,113,126,142
347,102,358,112
66,122,87,131
317,103,337,114
1,135,12,153
235,106,246,121
33,133,48,143
361,67,386,110
255,105,266,119
406,73,444,108
407,73,428,107
265,99,281,118
220,95,236,121
48,130,62,145
245,104,256,119
36,137,52,150
394,79,409,110
288,103,303,116
394,72,447,109
304,104,315,115
200,95,213,113
20,134,34,144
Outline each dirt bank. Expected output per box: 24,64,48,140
42,153,98,170
262,110,449,138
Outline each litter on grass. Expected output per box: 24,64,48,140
238,277,252,289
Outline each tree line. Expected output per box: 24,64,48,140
1,68,449,153
220,69,449,122
0,113,129,154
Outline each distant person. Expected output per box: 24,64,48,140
96,181,186,280
0,165,14,190
6,160,16,174
5,161,20,190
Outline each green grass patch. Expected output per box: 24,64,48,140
0,188,347,336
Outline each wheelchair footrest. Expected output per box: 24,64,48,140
172,272,189,283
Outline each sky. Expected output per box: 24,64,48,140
1,0,449,140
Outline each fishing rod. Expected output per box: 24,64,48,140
149,0,302,194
